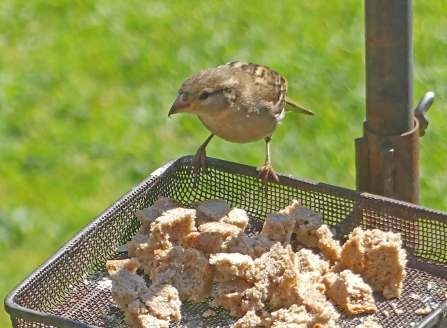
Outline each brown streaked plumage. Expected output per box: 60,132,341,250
168,61,315,186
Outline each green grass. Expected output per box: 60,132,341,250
1,1,446,326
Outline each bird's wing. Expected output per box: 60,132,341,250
285,96,315,116
219,61,288,110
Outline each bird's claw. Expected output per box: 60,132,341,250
191,146,208,184
257,162,279,190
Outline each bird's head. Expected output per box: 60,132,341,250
168,67,240,117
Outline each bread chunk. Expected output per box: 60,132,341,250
127,233,150,258
316,224,342,264
209,253,255,281
183,231,223,257
279,200,324,247
140,284,181,322
210,278,257,317
324,270,377,315
106,258,139,278
198,221,242,240
232,310,262,328
223,207,250,230
222,232,277,259
136,197,182,234
251,243,299,309
260,212,296,246
341,228,407,298
151,208,197,246
150,246,183,285
107,263,147,311
172,248,213,302
196,199,231,226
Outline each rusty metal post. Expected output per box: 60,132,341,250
356,0,419,203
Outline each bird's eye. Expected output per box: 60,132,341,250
199,92,209,100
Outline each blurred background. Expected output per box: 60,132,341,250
1,1,446,326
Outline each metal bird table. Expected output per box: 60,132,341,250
4,1,447,327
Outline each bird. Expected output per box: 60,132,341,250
168,61,315,186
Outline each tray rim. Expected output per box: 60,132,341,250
4,155,447,328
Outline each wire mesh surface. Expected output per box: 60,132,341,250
5,156,447,328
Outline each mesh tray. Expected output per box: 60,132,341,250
5,156,447,328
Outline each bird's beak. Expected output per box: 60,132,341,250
168,94,195,117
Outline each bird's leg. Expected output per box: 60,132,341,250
258,136,279,186
191,134,214,180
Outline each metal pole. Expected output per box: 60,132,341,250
365,0,413,135
356,0,420,204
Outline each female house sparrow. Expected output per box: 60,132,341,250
168,61,315,185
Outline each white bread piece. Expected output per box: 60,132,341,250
183,231,223,257
222,207,250,230
136,197,182,234
196,199,231,226
210,278,256,317
151,208,197,246
251,243,299,309
140,284,181,322
279,200,324,247
127,233,150,258
209,253,255,281
222,232,277,259
106,258,139,279
341,227,407,298
198,221,242,240
260,213,296,246
109,270,148,311
316,224,342,264
173,248,213,302
324,270,377,315
150,246,183,285
231,310,262,328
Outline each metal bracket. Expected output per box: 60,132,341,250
414,91,435,136
355,92,435,204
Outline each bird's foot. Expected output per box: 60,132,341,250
257,162,279,189
191,146,208,183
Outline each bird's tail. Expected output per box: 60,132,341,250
285,96,315,116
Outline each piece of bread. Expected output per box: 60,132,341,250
260,213,296,246
341,227,407,298
196,199,231,226
183,231,223,257
151,208,197,246
267,304,313,328
251,243,300,309
124,284,181,328
106,258,139,278
135,208,196,277
108,269,148,311
222,232,277,259
324,270,377,315
136,197,182,234
198,221,242,240
222,207,250,230
279,200,324,247
209,253,255,282
316,224,342,264
172,248,214,302
210,278,257,317
150,246,183,285
134,232,172,276
139,284,181,322
127,233,150,258
232,310,262,328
